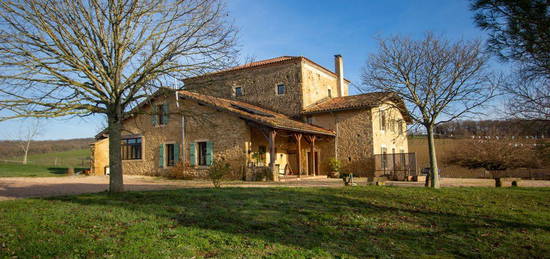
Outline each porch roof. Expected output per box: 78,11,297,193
178,90,335,136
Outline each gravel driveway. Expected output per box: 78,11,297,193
1,175,549,201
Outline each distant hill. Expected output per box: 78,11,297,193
0,138,94,159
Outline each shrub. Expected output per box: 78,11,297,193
167,161,195,180
207,159,231,188
328,158,342,172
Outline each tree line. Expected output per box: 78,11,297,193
434,120,550,138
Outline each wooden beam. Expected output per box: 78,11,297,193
305,135,317,176
293,133,302,178
268,129,277,181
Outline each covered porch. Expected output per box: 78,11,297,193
245,121,335,181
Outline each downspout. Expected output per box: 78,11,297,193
175,91,185,163
332,111,339,160
181,114,185,163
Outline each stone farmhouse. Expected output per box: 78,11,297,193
90,55,412,180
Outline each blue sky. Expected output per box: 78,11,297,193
0,0,490,140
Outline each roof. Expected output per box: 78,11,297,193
178,90,335,136
184,56,351,83
301,92,413,123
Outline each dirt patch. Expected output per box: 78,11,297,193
1,175,550,201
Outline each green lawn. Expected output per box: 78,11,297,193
12,148,89,167
1,187,549,258
0,149,89,177
0,163,74,177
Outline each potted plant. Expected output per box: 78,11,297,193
328,158,341,178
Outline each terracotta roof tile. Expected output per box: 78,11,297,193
302,92,413,123
184,56,351,83
178,90,335,136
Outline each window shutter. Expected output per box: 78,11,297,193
163,103,169,125
189,143,195,166
206,141,213,166
151,106,158,126
159,144,164,168
174,143,180,162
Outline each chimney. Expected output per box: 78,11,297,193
334,54,344,97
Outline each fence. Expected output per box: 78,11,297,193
374,152,417,180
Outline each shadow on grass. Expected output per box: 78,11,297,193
47,167,87,175
45,187,550,257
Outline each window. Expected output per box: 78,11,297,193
380,109,386,131
121,137,142,160
398,120,404,134
166,144,176,167
154,103,169,126
197,142,208,166
276,84,286,95
235,87,243,97
328,89,332,98
306,116,313,124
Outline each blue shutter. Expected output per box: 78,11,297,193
174,143,180,162
151,105,158,126
159,144,164,168
206,141,213,166
162,103,169,125
189,143,195,166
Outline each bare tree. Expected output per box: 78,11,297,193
9,119,42,165
502,72,549,120
361,33,498,188
0,0,238,192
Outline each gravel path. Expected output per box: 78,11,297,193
1,175,549,201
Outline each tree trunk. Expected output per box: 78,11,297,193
426,124,440,188
22,148,29,165
107,106,124,193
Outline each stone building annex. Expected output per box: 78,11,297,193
90,55,412,180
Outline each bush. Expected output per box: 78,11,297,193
328,158,342,172
328,158,342,178
207,159,231,188
167,161,196,180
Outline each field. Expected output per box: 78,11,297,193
0,149,89,177
1,186,549,258
407,136,550,178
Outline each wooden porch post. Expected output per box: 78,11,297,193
305,135,317,176
293,133,302,178
268,129,278,181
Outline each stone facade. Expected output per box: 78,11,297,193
90,56,409,179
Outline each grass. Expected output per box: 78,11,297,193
0,149,89,177
0,163,75,177
1,186,549,258
8,148,90,167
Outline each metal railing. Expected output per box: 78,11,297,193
374,152,417,180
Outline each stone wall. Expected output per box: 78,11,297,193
90,92,251,178
301,62,348,108
184,60,304,118
90,138,108,175
181,98,250,178
370,102,409,155
309,109,374,177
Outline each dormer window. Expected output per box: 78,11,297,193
276,84,286,95
235,87,243,97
